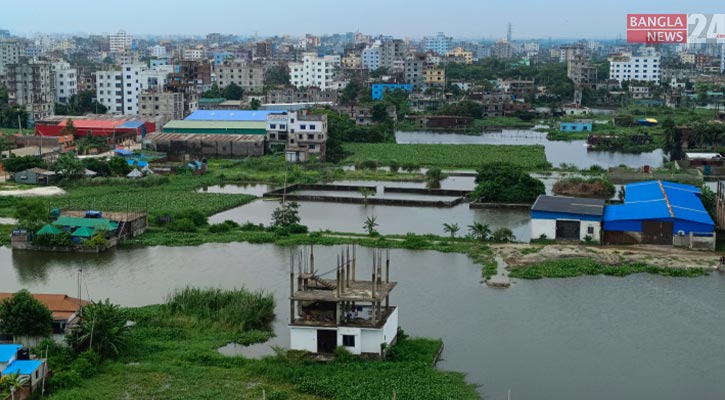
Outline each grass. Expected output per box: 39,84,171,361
0,224,11,246
343,143,549,169
474,117,535,129
508,258,708,279
48,289,478,400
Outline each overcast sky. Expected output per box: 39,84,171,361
2,0,722,39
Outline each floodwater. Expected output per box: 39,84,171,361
211,199,532,241
396,130,666,169
2,244,725,400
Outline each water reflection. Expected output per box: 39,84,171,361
396,130,666,169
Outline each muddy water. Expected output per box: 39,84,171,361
396,130,666,169
2,244,724,400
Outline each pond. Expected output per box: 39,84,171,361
2,244,724,400
396,130,666,170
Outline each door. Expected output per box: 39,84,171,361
316,329,337,354
642,221,673,245
556,220,580,240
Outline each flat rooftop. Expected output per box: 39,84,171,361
532,195,605,217
185,110,274,121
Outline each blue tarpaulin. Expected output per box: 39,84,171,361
114,149,134,156
185,110,274,121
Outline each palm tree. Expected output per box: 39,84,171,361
363,216,379,236
66,299,130,359
443,222,460,238
468,222,491,241
1,373,29,400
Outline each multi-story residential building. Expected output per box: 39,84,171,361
109,30,132,52
264,87,338,104
446,47,473,64
404,53,426,90
289,53,342,90
266,111,328,161
138,91,184,125
0,39,22,77
492,40,514,59
182,48,206,61
380,39,405,70
5,59,54,121
496,79,535,99
423,32,452,55
94,64,144,115
256,41,272,58
423,66,446,87
112,51,141,66
609,50,661,84
470,92,512,117
559,44,585,63
214,61,265,93
567,55,598,89
50,61,77,103
140,66,171,92
150,45,167,58
342,53,362,69
362,45,381,70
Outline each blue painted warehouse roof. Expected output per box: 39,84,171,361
185,110,274,122
117,121,145,129
3,360,42,375
0,344,21,363
604,181,714,227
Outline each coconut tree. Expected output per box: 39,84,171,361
66,299,130,359
443,222,460,238
468,222,491,241
363,216,379,236
0,373,29,400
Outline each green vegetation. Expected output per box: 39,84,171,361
509,258,708,279
552,177,615,199
0,289,53,339
471,163,545,203
344,143,548,169
48,288,477,399
66,300,131,359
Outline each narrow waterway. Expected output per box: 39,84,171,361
2,244,725,400
396,130,666,169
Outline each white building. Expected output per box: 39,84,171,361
50,61,77,104
609,49,661,84
266,111,328,160
362,44,381,70
530,195,604,242
423,32,452,55
150,45,167,58
182,48,205,60
109,30,132,52
94,63,144,115
288,249,399,356
289,53,343,91
0,39,22,76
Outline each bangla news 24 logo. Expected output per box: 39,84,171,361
627,14,725,44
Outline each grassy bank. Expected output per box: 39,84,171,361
509,258,708,279
49,288,478,399
343,143,549,169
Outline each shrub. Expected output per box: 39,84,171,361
491,227,515,243
168,218,197,232
50,370,81,390
471,163,545,203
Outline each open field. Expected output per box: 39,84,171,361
343,143,549,169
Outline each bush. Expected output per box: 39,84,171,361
491,227,515,243
50,370,82,390
471,163,545,203
168,218,197,232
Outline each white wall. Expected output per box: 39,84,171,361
337,326,362,354
530,218,601,242
290,326,317,353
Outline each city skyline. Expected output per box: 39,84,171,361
3,0,723,39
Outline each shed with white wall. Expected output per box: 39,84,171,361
530,195,605,242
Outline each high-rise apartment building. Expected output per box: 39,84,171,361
5,59,54,121
51,61,77,103
109,30,132,52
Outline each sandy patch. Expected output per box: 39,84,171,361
0,186,66,197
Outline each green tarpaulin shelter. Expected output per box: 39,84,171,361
71,226,95,238
36,224,62,235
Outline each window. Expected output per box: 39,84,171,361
342,335,355,347
587,226,594,235
270,124,277,129
310,124,316,130
300,124,306,130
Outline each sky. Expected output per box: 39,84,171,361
1,0,723,40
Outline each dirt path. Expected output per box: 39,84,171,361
491,243,720,270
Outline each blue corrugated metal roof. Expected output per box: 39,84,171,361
604,180,714,229
0,345,21,363
185,110,274,121
3,360,42,375
117,121,145,129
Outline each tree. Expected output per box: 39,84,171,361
341,80,362,106
53,152,84,179
66,299,130,359
0,135,13,154
472,163,545,203
271,201,301,228
249,98,261,110
0,373,29,400
1,155,45,173
468,222,491,241
491,227,516,242
13,199,47,231
108,157,132,176
363,215,379,236
358,187,375,204
202,83,221,99
370,102,389,123
221,82,244,100
59,119,77,136
264,65,290,86
0,289,53,339
443,222,460,238
701,185,717,222
425,167,446,189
